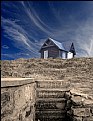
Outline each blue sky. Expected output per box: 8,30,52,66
1,1,93,60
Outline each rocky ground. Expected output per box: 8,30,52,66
1,57,93,98
1,57,93,120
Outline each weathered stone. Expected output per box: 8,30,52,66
83,99,93,108
66,100,72,110
70,89,90,99
90,107,93,115
36,80,70,89
1,117,13,121
1,89,14,119
37,90,65,98
72,107,90,117
65,91,71,99
67,110,73,115
1,78,35,121
1,56,93,121
73,116,82,121
83,116,93,121
1,92,10,108
56,102,66,109
71,96,84,106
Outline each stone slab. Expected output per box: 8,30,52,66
72,107,90,117
1,78,34,87
83,116,93,121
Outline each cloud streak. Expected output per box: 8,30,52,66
20,1,53,35
1,16,40,56
2,45,9,49
1,1,93,60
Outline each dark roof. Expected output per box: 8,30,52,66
40,37,76,54
49,38,75,52
62,41,74,52
69,43,76,55
49,38,65,50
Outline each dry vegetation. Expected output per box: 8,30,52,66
1,57,93,121
1,57,93,98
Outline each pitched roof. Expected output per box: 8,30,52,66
48,38,65,50
49,38,76,54
69,43,76,55
40,37,76,53
62,41,74,52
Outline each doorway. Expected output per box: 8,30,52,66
44,50,48,59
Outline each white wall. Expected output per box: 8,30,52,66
67,52,73,59
62,51,66,59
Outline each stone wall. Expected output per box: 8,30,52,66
1,78,93,121
35,80,93,121
68,89,93,121
1,78,36,121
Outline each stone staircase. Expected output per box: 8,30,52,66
35,80,71,121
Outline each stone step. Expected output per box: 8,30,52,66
36,88,70,92
36,98,66,102
35,118,65,121
36,101,66,110
36,90,65,98
36,80,70,89
36,114,66,119
71,107,91,117
36,109,66,113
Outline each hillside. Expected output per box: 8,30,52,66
1,57,93,99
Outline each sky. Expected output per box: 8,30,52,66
1,1,93,60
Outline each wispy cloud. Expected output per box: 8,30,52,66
20,1,52,35
1,1,93,60
2,17,30,47
1,16,40,56
2,45,9,49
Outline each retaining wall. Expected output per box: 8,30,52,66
69,89,93,121
1,78,93,121
1,78,36,121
